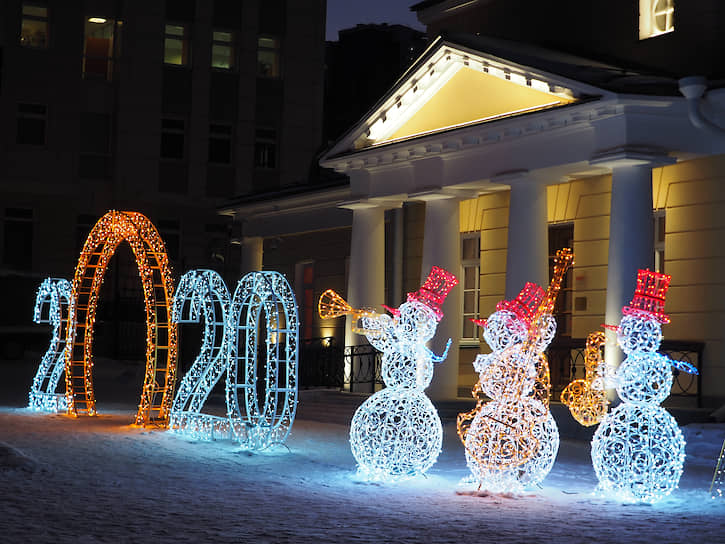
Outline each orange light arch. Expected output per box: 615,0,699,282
64,211,178,426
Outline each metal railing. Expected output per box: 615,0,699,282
298,338,383,391
547,338,703,407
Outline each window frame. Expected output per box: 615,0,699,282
654,209,666,273
82,16,120,81
208,122,233,164
639,0,674,40
20,3,49,49
256,35,281,78
211,29,236,71
160,117,186,160
2,208,34,270
16,102,47,146
254,126,278,169
460,231,481,345
164,22,191,67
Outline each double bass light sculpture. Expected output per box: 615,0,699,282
458,249,572,492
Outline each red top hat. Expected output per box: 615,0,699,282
621,268,671,324
473,282,545,329
406,266,458,321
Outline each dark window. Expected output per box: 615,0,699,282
257,36,280,78
213,0,242,28
76,214,97,250
158,219,180,262
258,0,286,34
20,3,48,48
254,128,277,169
16,103,46,145
161,118,185,159
164,23,190,66
83,17,120,80
3,208,33,270
208,123,232,164
548,223,574,337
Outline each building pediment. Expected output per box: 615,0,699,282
322,36,613,160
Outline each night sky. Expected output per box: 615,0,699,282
326,0,425,41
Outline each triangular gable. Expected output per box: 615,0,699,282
323,37,612,159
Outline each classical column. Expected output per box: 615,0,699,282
241,236,263,274
345,204,386,393
505,177,549,300
604,165,655,374
419,195,462,400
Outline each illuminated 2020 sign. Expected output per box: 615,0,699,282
28,278,72,413
169,269,299,450
65,211,178,426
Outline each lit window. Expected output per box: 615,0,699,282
257,36,280,77
20,3,48,48
3,208,33,270
209,123,232,164
654,210,665,273
212,30,235,70
164,24,190,66
16,103,46,145
161,118,185,159
461,233,480,342
83,17,119,81
254,128,277,169
640,0,674,40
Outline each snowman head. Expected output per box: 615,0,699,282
395,300,437,343
482,310,528,352
616,311,663,354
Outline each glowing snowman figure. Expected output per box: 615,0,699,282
592,269,698,503
459,283,560,493
348,266,458,481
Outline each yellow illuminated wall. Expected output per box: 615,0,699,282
458,153,725,403
386,66,575,143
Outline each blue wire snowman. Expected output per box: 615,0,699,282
592,269,698,503
349,266,458,481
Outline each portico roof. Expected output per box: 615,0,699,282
320,34,722,198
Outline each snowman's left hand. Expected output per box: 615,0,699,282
427,338,452,363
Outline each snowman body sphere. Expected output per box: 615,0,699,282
349,267,457,481
592,270,687,503
464,283,560,492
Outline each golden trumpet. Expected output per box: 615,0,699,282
317,289,376,320
318,289,382,335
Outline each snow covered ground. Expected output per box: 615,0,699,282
1,357,725,543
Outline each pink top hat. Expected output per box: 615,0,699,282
473,282,546,329
603,269,672,332
405,266,458,321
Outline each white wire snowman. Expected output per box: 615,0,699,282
592,269,698,503
458,249,572,493
348,266,458,481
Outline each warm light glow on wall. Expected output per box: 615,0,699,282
28,278,72,412
64,211,178,426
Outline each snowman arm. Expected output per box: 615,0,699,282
427,338,452,363
663,354,699,375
